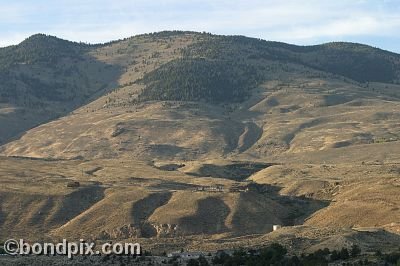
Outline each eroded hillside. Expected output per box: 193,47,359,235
0,32,400,253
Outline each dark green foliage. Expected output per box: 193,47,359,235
137,58,262,103
382,252,400,264
300,248,330,265
1,31,400,109
212,243,289,265
287,255,301,266
330,250,340,261
200,246,400,266
186,258,200,266
339,248,350,260
330,248,350,261
0,34,85,104
197,255,210,266
259,243,288,262
182,35,400,83
210,244,400,265
0,34,88,69
0,33,121,116
144,30,200,39
212,251,230,264
137,34,400,104
300,42,399,83
351,245,361,257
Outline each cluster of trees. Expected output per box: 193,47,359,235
375,250,400,265
0,34,122,109
136,58,263,103
211,243,291,266
0,34,88,106
181,243,400,266
1,31,399,110
181,35,400,84
300,42,398,83
1,243,399,265
0,34,87,69
135,34,400,105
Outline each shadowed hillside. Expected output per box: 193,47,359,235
3,32,400,160
1,32,400,145
0,31,399,254
0,34,122,144
182,35,400,83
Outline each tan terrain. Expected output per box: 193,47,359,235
0,31,399,254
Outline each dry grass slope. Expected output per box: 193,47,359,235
0,32,399,253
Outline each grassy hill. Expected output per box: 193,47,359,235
182,35,400,82
0,31,399,254
2,32,400,160
1,32,400,145
0,34,121,144
297,42,400,83
132,34,400,104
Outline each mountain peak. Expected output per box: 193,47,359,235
21,33,64,45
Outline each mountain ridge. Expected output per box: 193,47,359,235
1,31,400,148
0,31,399,254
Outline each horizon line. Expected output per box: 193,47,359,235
1,30,398,55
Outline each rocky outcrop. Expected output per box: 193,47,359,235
96,223,179,240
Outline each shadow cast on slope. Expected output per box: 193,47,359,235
186,162,276,181
130,192,173,238
0,42,124,146
230,184,329,235
178,196,230,235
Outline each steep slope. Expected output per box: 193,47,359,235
249,163,400,235
2,32,400,147
136,58,262,103
3,75,400,162
296,42,400,83
1,32,400,253
0,34,122,144
0,102,245,159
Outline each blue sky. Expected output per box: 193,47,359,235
1,0,400,53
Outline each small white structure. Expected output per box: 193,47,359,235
273,225,282,231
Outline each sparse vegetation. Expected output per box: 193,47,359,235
0,31,399,264
209,244,400,266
